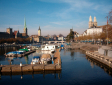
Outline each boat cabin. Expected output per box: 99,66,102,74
41,44,55,51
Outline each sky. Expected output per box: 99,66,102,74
0,0,112,36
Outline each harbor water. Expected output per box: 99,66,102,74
0,47,112,85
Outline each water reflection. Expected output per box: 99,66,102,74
0,71,61,80
86,55,112,76
24,56,29,64
0,46,21,55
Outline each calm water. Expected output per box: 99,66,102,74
0,47,112,85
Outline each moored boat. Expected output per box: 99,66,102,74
31,56,40,64
41,44,55,53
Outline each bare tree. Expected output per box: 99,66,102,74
109,10,112,23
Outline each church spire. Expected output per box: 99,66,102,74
94,16,97,22
24,17,27,35
89,15,92,22
39,26,40,30
24,17,27,29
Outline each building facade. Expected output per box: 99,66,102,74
89,16,97,28
38,26,41,36
0,18,29,39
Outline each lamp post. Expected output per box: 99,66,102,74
106,16,108,45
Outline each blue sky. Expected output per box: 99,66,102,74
0,0,112,36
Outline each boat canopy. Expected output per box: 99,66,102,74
61,44,64,47
19,49,29,52
33,56,40,59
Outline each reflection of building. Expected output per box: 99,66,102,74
0,18,29,39
25,56,28,64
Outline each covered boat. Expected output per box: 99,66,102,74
31,56,40,64
41,44,55,53
40,54,52,64
19,48,29,52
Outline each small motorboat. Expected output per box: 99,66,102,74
31,56,40,64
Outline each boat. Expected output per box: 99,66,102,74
31,56,40,64
19,48,29,52
5,51,18,57
61,44,64,49
41,44,55,53
40,54,52,64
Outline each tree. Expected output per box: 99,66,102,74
109,10,112,23
66,31,74,42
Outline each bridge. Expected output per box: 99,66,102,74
43,41,66,44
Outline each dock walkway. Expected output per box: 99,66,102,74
0,64,61,72
0,49,61,73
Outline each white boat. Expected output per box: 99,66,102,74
31,56,40,64
41,44,55,53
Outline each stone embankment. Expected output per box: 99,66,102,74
65,43,99,52
66,43,112,69
67,43,111,67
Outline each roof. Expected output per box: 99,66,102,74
14,31,17,35
97,24,112,29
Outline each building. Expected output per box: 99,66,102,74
0,18,29,39
87,27,102,35
38,26,41,36
24,18,28,35
58,37,64,41
30,26,43,43
83,16,103,35
89,16,97,28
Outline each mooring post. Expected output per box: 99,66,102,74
20,62,22,72
54,65,56,70
10,66,12,72
32,64,34,72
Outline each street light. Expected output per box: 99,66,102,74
106,16,108,45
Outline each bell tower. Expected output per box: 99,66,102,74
94,16,97,27
89,15,93,28
24,18,27,35
38,26,41,36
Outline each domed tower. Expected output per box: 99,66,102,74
38,26,41,36
94,16,97,27
89,15,93,28
24,18,27,35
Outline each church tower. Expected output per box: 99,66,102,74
89,16,93,28
94,16,97,27
38,26,41,36
24,18,27,35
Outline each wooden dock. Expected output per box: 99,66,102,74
0,49,61,73
5,50,36,57
0,64,61,73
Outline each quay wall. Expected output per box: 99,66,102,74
67,43,112,69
